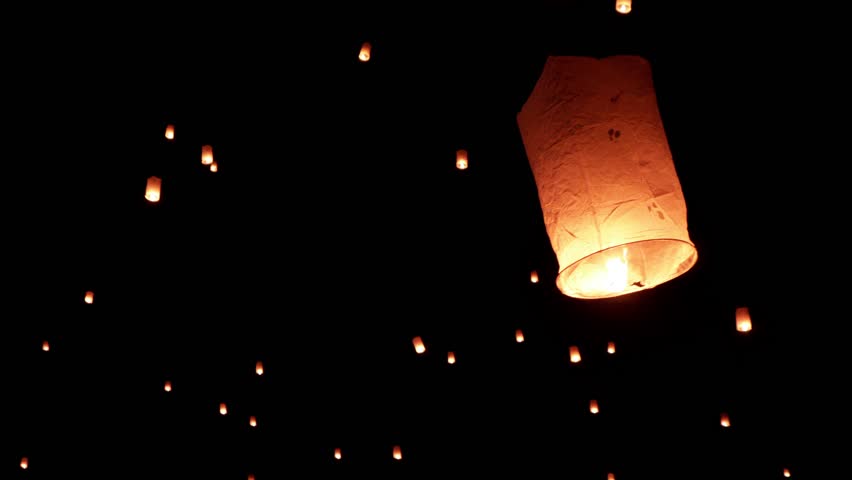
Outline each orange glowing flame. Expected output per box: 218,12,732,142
783,468,791,477
530,270,539,283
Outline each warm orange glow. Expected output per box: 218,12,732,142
515,329,525,343
608,474,616,480
145,176,162,203
412,336,426,354
607,341,616,354
569,346,581,363
736,307,752,333
616,0,631,14
165,124,175,140
201,145,214,165
334,447,342,460
20,457,28,470
518,56,697,299
210,161,218,173
256,361,264,375
164,380,172,392
359,41,372,62
247,475,255,480
447,351,456,364
393,445,402,460
589,399,599,414
42,340,50,352
219,402,228,415
720,412,730,427
530,270,539,283
456,149,469,170
249,415,257,427
783,468,791,477
85,290,94,304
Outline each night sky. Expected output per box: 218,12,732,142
4,2,833,478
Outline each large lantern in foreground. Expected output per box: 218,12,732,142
517,56,697,299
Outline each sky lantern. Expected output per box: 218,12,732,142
515,329,525,343
256,361,264,375
248,475,255,480
20,457,28,469
616,0,631,14
359,41,371,62
210,161,218,173
456,149,468,170
569,346,581,363
607,342,616,354
608,474,616,480
164,124,175,140
517,56,697,299
42,340,50,352
201,145,214,165
412,336,425,354
164,380,172,392
334,448,342,460
145,176,162,203
589,399,600,414
783,468,791,477
249,415,257,427
736,307,753,333
720,412,731,427
447,351,456,364
393,445,402,460
219,403,228,415
530,270,539,283
84,290,94,304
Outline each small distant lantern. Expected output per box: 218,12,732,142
720,412,731,428
393,445,402,460
530,270,539,283
20,457,28,470
569,346,581,363
165,124,175,140
515,329,525,343
164,380,172,392
616,0,631,14
518,56,697,299
145,176,162,203
84,290,94,304
219,403,228,415
447,351,456,364
589,399,599,414
334,447,342,460
201,145,214,165
607,341,616,354
256,361,264,376
249,415,257,427
456,149,469,170
210,161,218,173
735,307,752,333
42,340,50,352
359,42,372,62
783,468,791,477
412,336,426,354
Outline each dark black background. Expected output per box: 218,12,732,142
4,2,836,478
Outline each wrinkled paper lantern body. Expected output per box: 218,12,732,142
393,445,402,460
201,145,214,165
145,176,162,203
359,42,371,62
518,56,697,299
735,307,752,333
165,124,175,140
412,336,426,354
616,0,631,14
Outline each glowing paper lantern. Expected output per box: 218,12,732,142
210,161,218,173
608,474,616,480
447,351,456,364
515,329,525,343
20,457,28,470
201,145,214,165
249,415,257,427
165,124,175,140
42,340,50,352
145,176,162,203
616,0,631,14
589,399,599,414
607,341,616,354
334,448,342,460
359,41,371,62
530,270,539,283
84,290,94,304
456,149,469,170
393,445,402,460
736,307,752,333
248,475,255,480
569,346,581,363
219,403,228,415
517,56,697,299
720,412,731,427
412,336,426,354
256,361,264,376
783,468,791,477
164,380,172,392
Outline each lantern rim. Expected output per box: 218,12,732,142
556,238,697,299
